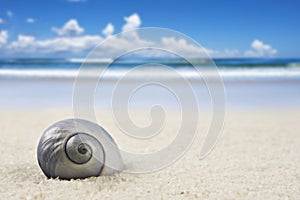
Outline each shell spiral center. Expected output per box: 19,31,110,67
66,134,94,164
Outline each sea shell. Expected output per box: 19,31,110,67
37,119,123,179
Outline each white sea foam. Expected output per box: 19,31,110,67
1,67,300,81
68,58,113,64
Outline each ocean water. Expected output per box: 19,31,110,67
0,58,300,110
0,58,300,80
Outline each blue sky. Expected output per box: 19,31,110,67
0,0,299,58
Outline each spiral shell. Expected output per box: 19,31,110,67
37,119,123,179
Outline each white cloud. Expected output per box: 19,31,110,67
160,37,209,57
18,35,35,43
7,35,36,54
52,19,84,36
37,35,102,52
209,49,241,58
90,35,211,59
26,18,35,23
102,23,114,37
245,39,277,57
223,49,240,57
9,34,35,48
122,13,141,32
1,14,207,58
0,18,4,24
0,13,280,59
93,33,154,57
0,31,236,58
0,30,8,46
6,34,102,56
7,11,13,17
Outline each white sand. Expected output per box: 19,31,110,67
0,109,300,199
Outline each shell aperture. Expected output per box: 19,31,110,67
37,119,123,179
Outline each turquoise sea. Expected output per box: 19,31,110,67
1,58,300,80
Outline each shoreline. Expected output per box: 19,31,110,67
1,78,300,111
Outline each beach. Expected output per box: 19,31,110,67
0,72,300,199
1,0,300,198
0,109,300,199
